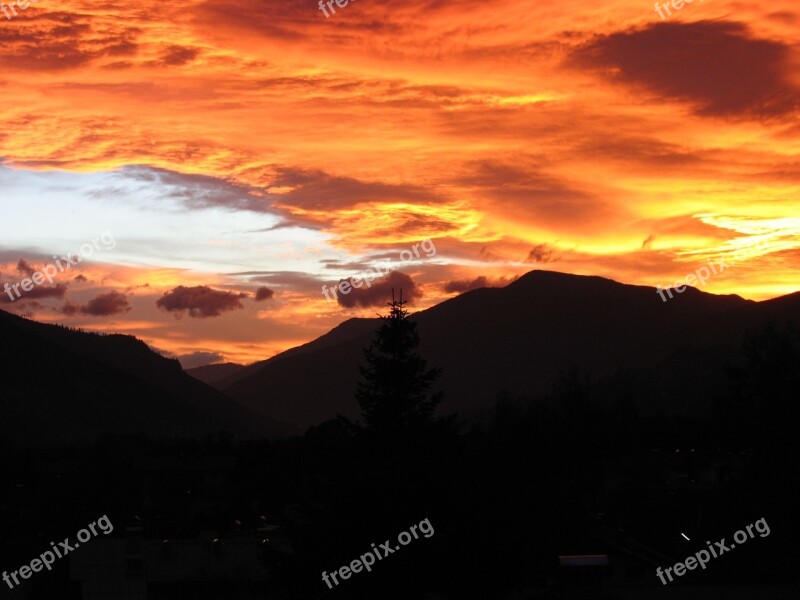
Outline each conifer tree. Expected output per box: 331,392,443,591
356,290,442,435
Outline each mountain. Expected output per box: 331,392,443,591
186,362,245,386
221,270,800,428
0,310,295,446
217,317,378,391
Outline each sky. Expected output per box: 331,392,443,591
1,0,799,366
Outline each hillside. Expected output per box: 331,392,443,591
0,310,295,446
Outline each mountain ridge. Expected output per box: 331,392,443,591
219,270,797,428
0,311,295,446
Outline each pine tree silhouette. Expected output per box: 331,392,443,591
356,290,443,436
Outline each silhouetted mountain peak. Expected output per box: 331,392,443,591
221,269,798,428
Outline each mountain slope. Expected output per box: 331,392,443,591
0,310,295,446
216,317,377,390
222,270,800,428
186,362,246,387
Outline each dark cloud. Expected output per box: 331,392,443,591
444,276,490,293
264,166,440,213
16,259,36,277
454,159,618,227
526,243,556,263
333,271,421,309
156,285,247,318
0,12,141,72
246,221,300,233
60,292,130,317
191,0,414,43
192,0,314,41
575,134,705,170
123,166,267,213
74,274,88,282
80,291,131,316
0,37,94,72
120,166,446,233
478,246,506,262
176,351,225,370
60,301,80,316
103,40,138,57
254,286,274,301
159,46,200,66
569,21,800,118
766,12,798,25
0,283,68,303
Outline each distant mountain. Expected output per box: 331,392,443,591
218,317,378,391
0,310,295,447
221,270,800,428
186,362,245,387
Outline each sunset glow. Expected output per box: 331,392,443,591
2,0,799,365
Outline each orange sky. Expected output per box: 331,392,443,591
1,0,799,366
